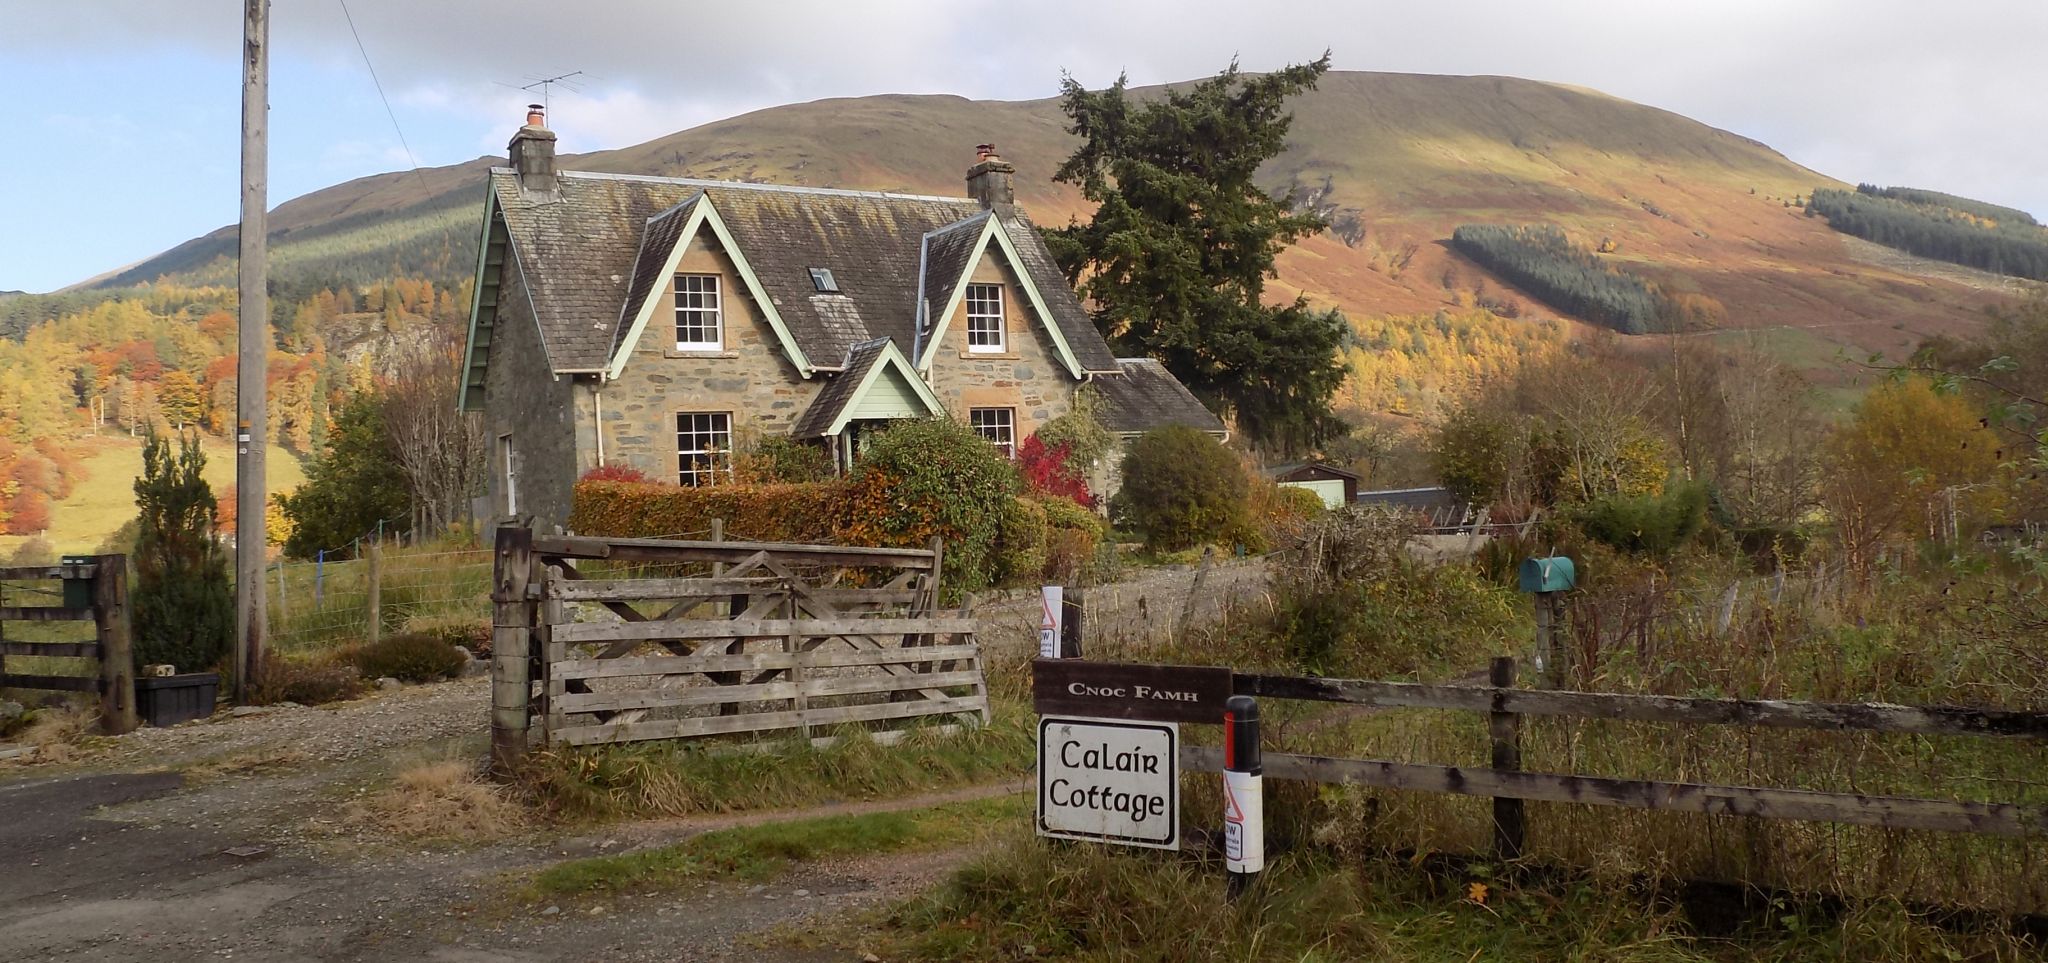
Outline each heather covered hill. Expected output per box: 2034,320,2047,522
68,72,2039,370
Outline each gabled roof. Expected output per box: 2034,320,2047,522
790,338,943,438
1093,358,1227,435
910,212,1106,379
479,168,1124,379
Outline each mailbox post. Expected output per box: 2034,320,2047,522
1517,556,1576,688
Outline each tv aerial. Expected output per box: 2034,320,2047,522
495,70,586,115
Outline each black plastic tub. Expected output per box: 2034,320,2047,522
135,672,219,727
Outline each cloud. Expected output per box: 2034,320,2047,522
5,0,2047,214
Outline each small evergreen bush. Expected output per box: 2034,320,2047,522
1110,425,1251,553
1573,480,1708,556
350,632,469,683
130,429,233,673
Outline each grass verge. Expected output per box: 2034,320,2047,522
532,794,1024,897
516,709,1034,822
861,834,2044,962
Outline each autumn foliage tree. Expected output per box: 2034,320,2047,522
1822,376,2002,578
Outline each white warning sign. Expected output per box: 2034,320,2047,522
1036,716,1179,849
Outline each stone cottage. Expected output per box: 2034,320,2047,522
459,106,1223,529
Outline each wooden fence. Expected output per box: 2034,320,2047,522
1177,656,2048,851
0,556,136,734
490,527,987,768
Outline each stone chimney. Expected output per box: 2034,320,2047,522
508,104,558,196
965,143,1014,208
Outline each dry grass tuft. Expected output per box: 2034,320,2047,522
3,704,98,764
347,757,525,841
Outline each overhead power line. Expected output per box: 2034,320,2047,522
335,0,434,200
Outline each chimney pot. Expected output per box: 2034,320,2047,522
966,143,1015,208
526,103,547,128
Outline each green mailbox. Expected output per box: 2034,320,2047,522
60,555,94,609
1517,556,1576,594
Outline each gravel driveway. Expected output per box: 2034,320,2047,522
0,559,1272,962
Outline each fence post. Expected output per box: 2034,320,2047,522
315,549,324,608
1060,588,1085,659
366,542,383,645
1488,655,1524,861
490,525,535,775
92,554,137,735
1535,593,1566,688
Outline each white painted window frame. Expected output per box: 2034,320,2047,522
677,411,734,487
674,273,724,350
969,406,1016,458
964,283,1006,353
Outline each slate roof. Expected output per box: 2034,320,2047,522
916,213,990,354
487,168,1124,375
1094,358,1227,435
792,338,891,438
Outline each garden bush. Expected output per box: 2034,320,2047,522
994,497,1049,586
735,436,835,484
843,418,1018,593
1110,425,1252,553
350,632,469,683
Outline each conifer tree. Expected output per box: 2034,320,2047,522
130,428,233,672
1046,54,1350,455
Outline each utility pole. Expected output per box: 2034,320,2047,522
234,0,270,694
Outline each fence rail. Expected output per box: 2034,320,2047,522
1069,655,2048,853
0,556,136,734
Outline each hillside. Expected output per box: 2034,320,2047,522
74,71,2034,377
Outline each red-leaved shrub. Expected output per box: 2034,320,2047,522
1017,435,1093,508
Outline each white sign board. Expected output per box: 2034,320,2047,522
1036,715,1178,849
1038,585,1063,658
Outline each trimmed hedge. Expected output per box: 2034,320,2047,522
569,479,845,542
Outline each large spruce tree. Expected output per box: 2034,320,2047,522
1045,54,1349,455
130,428,233,672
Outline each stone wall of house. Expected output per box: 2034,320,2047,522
483,263,580,530
599,233,816,482
925,249,1079,442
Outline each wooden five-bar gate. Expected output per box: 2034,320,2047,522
490,527,987,768
0,555,136,734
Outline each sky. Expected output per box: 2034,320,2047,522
3,0,2045,293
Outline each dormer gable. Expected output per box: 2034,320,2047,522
913,214,1085,379
606,194,818,380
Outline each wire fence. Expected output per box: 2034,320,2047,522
263,524,720,654
268,546,494,654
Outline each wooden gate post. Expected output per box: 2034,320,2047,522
92,554,138,735
1487,655,1525,861
490,526,535,775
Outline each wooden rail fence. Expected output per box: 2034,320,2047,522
491,527,987,768
0,556,136,734
1173,656,2047,848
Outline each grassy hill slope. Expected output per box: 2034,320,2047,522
84,71,2030,371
